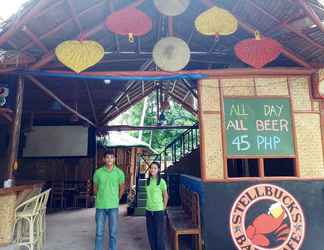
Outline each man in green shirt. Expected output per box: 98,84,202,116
93,150,125,250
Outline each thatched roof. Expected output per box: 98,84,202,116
0,0,323,127
98,131,156,153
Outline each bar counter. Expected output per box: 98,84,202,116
0,181,43,246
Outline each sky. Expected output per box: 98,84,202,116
0,0,29,21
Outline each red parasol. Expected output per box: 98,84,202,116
234,32,283,69
106,6,152,43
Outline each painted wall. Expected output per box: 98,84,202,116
198,76,324,180
179,174,323,250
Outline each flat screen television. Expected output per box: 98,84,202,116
22,125,92,158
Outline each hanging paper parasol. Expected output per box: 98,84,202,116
234,32,283,68
195,6,238,37
55,40,105,73
153,37,190,72
106,6,152,43
153,0,190,16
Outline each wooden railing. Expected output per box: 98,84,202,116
160,123,199,170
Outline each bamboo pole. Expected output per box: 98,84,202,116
7,76,24,180
99,125,198,133
27,76,96,127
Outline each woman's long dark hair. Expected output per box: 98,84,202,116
147,161,161,186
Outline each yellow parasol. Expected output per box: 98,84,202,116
195,6,238,36
55,40,105,73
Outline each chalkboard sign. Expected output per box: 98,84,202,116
224,98,295,156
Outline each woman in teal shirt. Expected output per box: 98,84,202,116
145,162,168,250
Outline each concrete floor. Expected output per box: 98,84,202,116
1,205,171,250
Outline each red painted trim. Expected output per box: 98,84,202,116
43,67,316,77
203,176,324,183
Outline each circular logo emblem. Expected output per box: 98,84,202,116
230,184,305,250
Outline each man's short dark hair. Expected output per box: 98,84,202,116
103,149,115,157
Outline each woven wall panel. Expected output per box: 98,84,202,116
289,77,312,112
200,79,220,112
295,113,324,177
255,77,289,96
0,193,16,245
201,113,224,179
313,101,320,112
221,78,255,96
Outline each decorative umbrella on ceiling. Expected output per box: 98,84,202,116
106,6,152,43
195,6,238,37
234,31,283,69
153,36,191,72
153,0,190,16
55,40,105,73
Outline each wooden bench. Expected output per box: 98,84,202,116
167,185,202,250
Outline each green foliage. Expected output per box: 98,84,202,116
111,92,197,152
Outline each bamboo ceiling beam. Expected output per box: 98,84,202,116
34,0,65,19
27,76,96,127
168,16,174,36
182,79,198,98
0,0,51,47
21,0,106,52
265,13,306,36
247,0,324,51
0,108,14,123
67,0,83,32
22,25,50,54
99,125,198,132
200,0,312,68
85,81,98,124
108,0,120,53
101,59,153,120
129,0,146,8
168,92,197,115
296,0,324,33
36,67,315,77
101,85,156,125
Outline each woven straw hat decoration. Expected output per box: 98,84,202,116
153,37,191,72
153,0,190,16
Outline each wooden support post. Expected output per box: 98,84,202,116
7,76,24,180
258,158,265,177
156,87,160,123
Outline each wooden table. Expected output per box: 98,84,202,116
0,182,43,246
